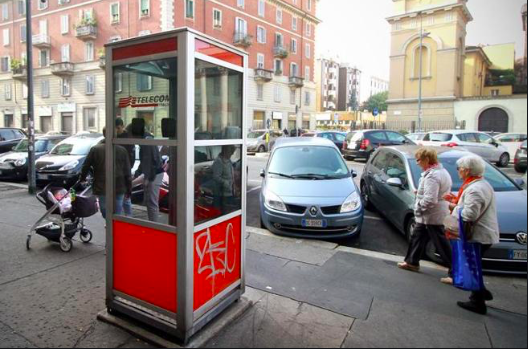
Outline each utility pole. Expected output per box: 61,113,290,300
417,13,430,133
26,0,36,194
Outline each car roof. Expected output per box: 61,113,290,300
426,130,488,135
273,137,337,149
381,145,473,159
35,135,69,141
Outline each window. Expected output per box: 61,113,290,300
276,9,283,24
2,3,8,21
39,50,50,67
305,66,310,82
305,43,311,59
236,17,247,35
41,79,49,98
291,38,297,54
386,132,407,143
3,29,9,46
111,3,120,23
61,44,70,62
86,75,95,95
458,133,478,143
274,85,281,103
213,9,222,28
137,74,153,91
4,83,11,100
274,59,283,75
20,25,27,43
290,89,296,105
83,108,96,130
237,0,244,8
257,54,265,69
257,26,266,43
307,0,312,11
491,89,500,97
304,91,311,106
85,41,94,62
138,30,151,36
275,33,283,47
17,0,26,16
140,0,150,17
257,84,264,101
38,0,48,10
292,17,298,31
258,0,265,17
58,0,70,5
476,133,494,145
185,0,194,19
290,63,298,77
413,45,430,78
305,23,311,37
61,15,69,34
445,12,453,21
61,78,71,96
0,56,8,72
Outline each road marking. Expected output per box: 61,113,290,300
248,186,262,194
364,215,384,222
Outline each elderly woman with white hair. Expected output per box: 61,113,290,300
444,154,500,315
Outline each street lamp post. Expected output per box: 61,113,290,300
26,0,36,194
417,12,430,133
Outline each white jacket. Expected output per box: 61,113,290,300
453,179,500,245
414,165,453,225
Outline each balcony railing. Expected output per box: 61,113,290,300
51,62,75,76
75,25,98,40
254,68,273,82
32,34,51,48
274,46,289,59
12,66,27,80
288,76,304,88
233,32,253,48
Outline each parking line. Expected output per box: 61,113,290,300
248,186,262,194
364,215,384,222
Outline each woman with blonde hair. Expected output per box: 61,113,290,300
398,147,454,284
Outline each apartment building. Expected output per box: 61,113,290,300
369,76,388,97
337,64,361,112
0,0,320,133
315,57,339,112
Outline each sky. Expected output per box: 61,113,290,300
316,0,527,101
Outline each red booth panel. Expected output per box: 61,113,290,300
193,215,242,311
113,38,178,61
196,39,243,67
113,221,177,313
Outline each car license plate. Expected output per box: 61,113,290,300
38,174,50,180
302,219,327,228
511,250,527,260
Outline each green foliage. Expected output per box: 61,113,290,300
364,91,389,113
399,130,409,135
10,58,24,70
75,16,98,29
486,69,516,86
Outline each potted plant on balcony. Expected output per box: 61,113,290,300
75,17,98,29
10,58,25,75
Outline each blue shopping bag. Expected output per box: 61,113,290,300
450,210,485,291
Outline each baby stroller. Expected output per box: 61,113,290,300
26,181,99,252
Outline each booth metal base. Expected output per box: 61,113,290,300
97,297,252,348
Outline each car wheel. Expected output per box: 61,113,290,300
497,153,510,168
514,164,527,174
425,241,445,266
360,182,374,211
405,216,416,243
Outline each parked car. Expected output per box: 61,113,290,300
301,131,348,153
247,130,281,153
514,140,527,173
494,133,527,162
35,133,104,188
0,135,68,181
0,128,26,154
260,137,364,239
421,130,511,167
360,146,527,274
406,133,427,143
342,130,415,161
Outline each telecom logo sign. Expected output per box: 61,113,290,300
118,95,170,109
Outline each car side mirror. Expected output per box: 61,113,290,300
351,169,358,178
387,178,404,188
260,169,266,178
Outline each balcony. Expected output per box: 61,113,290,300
233,32,253,48
51,62,75,76
288,76,304,88
274,46,289,59
32,34,51,48
254,68,273,82
75,25,98,40
12,66,27,81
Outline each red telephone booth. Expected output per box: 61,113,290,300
104,28,248,343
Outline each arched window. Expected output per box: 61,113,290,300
413,44,430,78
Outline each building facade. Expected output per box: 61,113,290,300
315,57,339,112
0,0,320,133
369,76,389,97
337,64,361,112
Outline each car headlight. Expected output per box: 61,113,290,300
264,190,287,212
341,191,361,213
14,158,27,167
59,160,79,172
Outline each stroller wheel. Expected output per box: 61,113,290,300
26,236,31,250
60,237,73,253
80,229,93,243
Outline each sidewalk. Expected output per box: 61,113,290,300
0,184,526,348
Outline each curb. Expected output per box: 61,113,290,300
97,298,252,348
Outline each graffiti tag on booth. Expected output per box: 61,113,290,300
194,215,241,310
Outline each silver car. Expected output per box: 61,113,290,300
247,130,281,153
421,130,511,167
259,137,364,239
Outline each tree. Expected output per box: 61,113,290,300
348,93,359,112
364,91,389,113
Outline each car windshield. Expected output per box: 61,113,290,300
269,146,350,179
14,139,48,153
50,138,98,156
426,133,453,142
409,157,519,192
408,134,425,141
248,131,265,139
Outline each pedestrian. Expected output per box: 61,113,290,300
398,148,454,284
115,118,134,217
444,154,499,315
80,127,132,219
283,128,289,137
212,145,237,215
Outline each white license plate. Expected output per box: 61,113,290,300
302,219,327,228
38,174,50,180
511,250,527,260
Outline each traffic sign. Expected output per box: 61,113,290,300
373,108,379,117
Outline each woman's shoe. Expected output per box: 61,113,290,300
457,301,487,315
441,277,453,285
397,262,420,272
